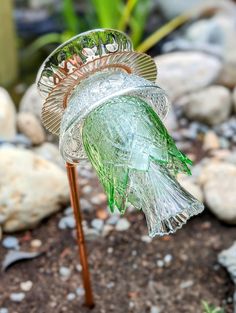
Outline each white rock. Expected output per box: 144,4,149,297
199,161,236,224
33,143,64,167
115,218,130,231
0,147,69,232
19,84,42,120
58,216,75,230
155,52,222,101
17,112,46,145
177,175,203,202
20,280,33,292
203,131,220,151
67,293,76,301
76,287,85,296
10,292,25,302
218,241,236,284
150,305,161,313
181,85,232,126
180,280,194,289
0,87,16,140
0,308,8,313
59,266,71,278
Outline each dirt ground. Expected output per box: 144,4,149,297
0,202,235,313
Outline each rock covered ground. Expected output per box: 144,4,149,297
1,0,236,312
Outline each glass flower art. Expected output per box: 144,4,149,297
37,29,204,238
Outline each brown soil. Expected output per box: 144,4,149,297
0,204,235,313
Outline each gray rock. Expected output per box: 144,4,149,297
91,219,104,232
199,161,236,224
155,52,222,101
0,308,8,313
17,112,46,145
0,87,16,140
80,198,93,212
2,236,19,249
218,241,236,312
115,218,130,231
0,147,69,232
106,214,120,225
11,134,32,147
10,292,25,302
64,207,73,216
84,228,100,240
58,216,75,230
19,84,42,120
181,86,232,126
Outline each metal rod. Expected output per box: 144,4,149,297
66,162,94,308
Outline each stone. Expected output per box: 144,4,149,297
2,236,19,249
150,306,161,313
76,287,85,296
164,254,173,264
84,228,100,240
67,293,76,301
91,218,104,232
180,280,194,289
203,131,220,151
0,87,16,140
17,112,46,145
218,62,236,88
106,214,120,225
20,280,33,292
59,266,71,278
218,241,236,284
156,260,164,268
181,86,232,126
80,198,93,212
102,224,113,237
0,147,69,232
199,161,236,224
58,216,76,230
30,239,42,248
19,84,42,120
177,175,203,202
10,292,25,302
33,143,63,167
141,235,152,243
115,218,131,231
155,52,222,101
0,308,8,313
233,87,236,113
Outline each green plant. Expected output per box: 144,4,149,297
202,301,225,313
25,0,194,56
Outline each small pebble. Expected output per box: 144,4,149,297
180,280,194,289
115,218,130,231
141,235,152,243
84,228,100,240
91,194,106,205
106,282,115,289
107,247,113,254
82,185,93,194
106,214,120,225
64,207,73,216
59,266,71,278
2,236,19,249
156,260,164,268
30,239,42,248
10,292,25,302
67,293,76,301
150,306,161,313
76,264,82,272
91,219,104,232
164,254,173,264
76,287,85,296
80,198,93,211
58,216,76,230
0,309,8,313
102,225,113,237
20,280,33,292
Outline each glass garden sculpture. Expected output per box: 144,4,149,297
37,29,204,307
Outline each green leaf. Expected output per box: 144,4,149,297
62,0,80,34
91,0,122,29
202,301,225,313
117,0,138,31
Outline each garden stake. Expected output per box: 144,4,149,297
37,28,204,308
66,162,94,308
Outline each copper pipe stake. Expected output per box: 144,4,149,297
66,162,94,308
